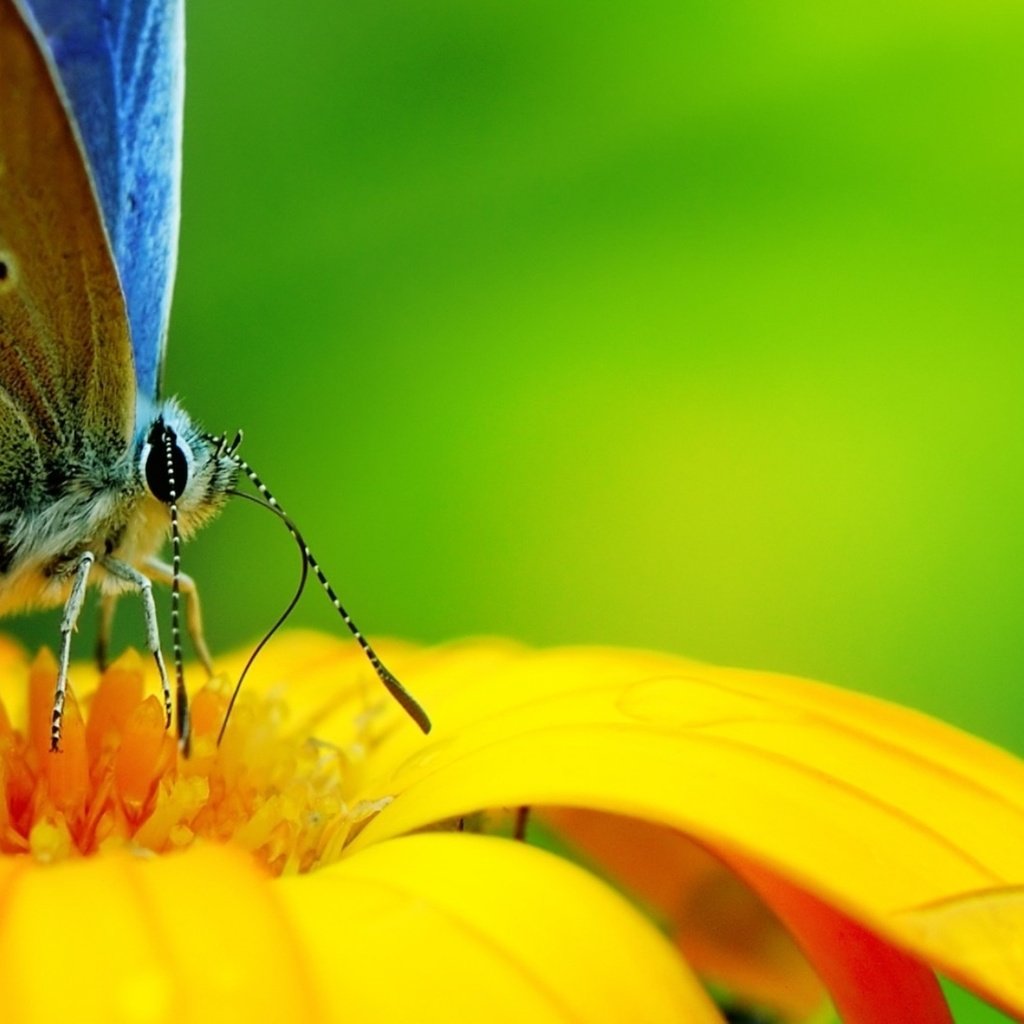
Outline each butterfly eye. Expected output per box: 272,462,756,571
0,254,14,291
145,423,189,504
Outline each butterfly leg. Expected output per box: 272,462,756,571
95,591,118,671
51,551,96,751
142,557,214,676
100,557,174,735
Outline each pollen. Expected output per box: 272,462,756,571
0,648,365,874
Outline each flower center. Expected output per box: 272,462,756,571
0,649,364,873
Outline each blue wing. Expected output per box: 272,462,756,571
15,0,183,399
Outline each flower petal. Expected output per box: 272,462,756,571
727,852,953,1024
544,807,824,1020
0,845,321,1024
339,644,1024,1014
277,832,721,1022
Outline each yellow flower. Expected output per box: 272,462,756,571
0,631,1020,1022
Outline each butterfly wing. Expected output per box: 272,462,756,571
0,0,136,498
15,0,184,399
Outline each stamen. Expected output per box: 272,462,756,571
0,652,363,872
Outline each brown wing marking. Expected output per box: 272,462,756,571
0,0,136,468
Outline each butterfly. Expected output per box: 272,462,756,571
0,0,430,752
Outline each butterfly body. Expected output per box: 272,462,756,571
0,0,240,748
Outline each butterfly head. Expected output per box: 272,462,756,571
137,399,239,532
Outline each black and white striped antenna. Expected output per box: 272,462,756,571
211,438,431,744
161,425,190,754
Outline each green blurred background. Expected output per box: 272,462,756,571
172,0,1024,747
20,2,1024,1015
